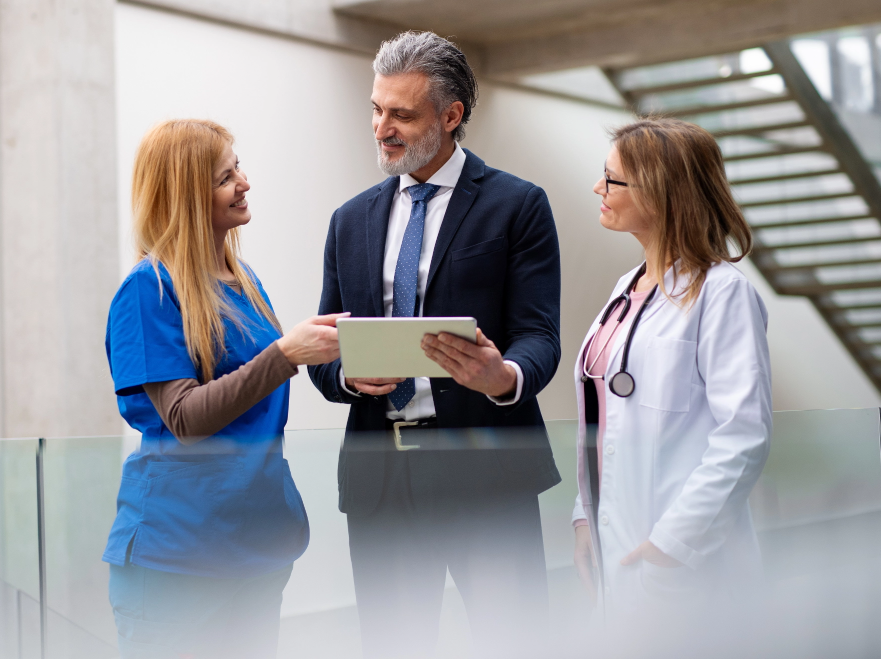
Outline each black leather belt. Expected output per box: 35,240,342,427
384,417,438,451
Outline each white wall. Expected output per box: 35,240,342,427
115,2,881,433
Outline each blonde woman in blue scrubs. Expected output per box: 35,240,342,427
104,119,345,658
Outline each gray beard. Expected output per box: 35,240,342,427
376,122,444,177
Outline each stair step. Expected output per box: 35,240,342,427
713,120,811,138
739,191,856,208
745,214,873,230
820,289,881,308
622,69,780,97
776,279,881,295
776,263,881,291
723,146,828,162
728,168,842,186
662,94,795,118
755,234,881,250
762,253,881,272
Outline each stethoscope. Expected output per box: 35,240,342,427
582,264,658,398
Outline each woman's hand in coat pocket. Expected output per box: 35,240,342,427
621,540,683,568
573,524,597,605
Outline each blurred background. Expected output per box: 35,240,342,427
4,0,881,656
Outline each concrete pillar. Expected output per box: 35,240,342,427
0,0,119,438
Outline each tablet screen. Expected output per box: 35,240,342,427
337,317,477,378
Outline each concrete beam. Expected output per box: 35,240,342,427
334,0,616,43
0,0,120,437
334,0,881,75
483,0,881,76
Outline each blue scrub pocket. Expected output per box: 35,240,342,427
133,458,309,577
135,461,250,574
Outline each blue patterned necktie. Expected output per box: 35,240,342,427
388,182,441,411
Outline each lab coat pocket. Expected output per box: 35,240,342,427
640,561,697,600
639,337,697,412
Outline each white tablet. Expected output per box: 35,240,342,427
337,317,477,378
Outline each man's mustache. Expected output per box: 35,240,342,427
379,136,406,147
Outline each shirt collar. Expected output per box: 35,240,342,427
399,142,466,194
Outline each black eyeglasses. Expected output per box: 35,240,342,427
604,160,628,193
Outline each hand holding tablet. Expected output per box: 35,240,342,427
337,317,517,399
421,328,518,399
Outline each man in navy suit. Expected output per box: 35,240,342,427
309,31,561,659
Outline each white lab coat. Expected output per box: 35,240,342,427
572,261,772,612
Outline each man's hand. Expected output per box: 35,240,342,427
344,377,406,396
620,540,683,568
574,525,598,605
421,329,516,398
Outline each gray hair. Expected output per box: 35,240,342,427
373,31,478,142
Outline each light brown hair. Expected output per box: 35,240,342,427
611,117,752,308
132,119,281,382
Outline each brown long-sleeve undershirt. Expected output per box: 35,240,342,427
143,341,298,444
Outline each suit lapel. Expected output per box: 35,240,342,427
365,177,398,318
426,150,484,293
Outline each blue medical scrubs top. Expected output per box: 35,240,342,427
103,259,309,578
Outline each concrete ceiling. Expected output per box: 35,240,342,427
334,0,881,76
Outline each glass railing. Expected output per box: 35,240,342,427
2,409,881,658
0,438,40,659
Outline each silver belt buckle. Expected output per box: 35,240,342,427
392,420,421,451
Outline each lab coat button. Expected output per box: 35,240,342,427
600,515,609,525
605,445,615,455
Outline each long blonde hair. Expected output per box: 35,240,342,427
611,118,752,308
132,119,281,382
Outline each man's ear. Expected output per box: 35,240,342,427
443,101,465,134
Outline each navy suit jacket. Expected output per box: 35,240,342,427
309,150,562,515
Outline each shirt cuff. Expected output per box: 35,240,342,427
573,519,589,528
648,526,701,570
487,360,523,406
338,366,362,397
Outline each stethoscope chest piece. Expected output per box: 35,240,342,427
609,371,635,397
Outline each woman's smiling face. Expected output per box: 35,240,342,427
593,144,653,240
212,144,251,234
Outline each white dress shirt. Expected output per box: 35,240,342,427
341,143,523,420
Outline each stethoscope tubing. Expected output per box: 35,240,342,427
583,264,658,398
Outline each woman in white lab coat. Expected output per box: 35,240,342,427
572,118,772,614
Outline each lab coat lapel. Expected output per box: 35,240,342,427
364,177,398,318
425,150,483,293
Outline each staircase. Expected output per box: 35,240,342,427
604,33,881,391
